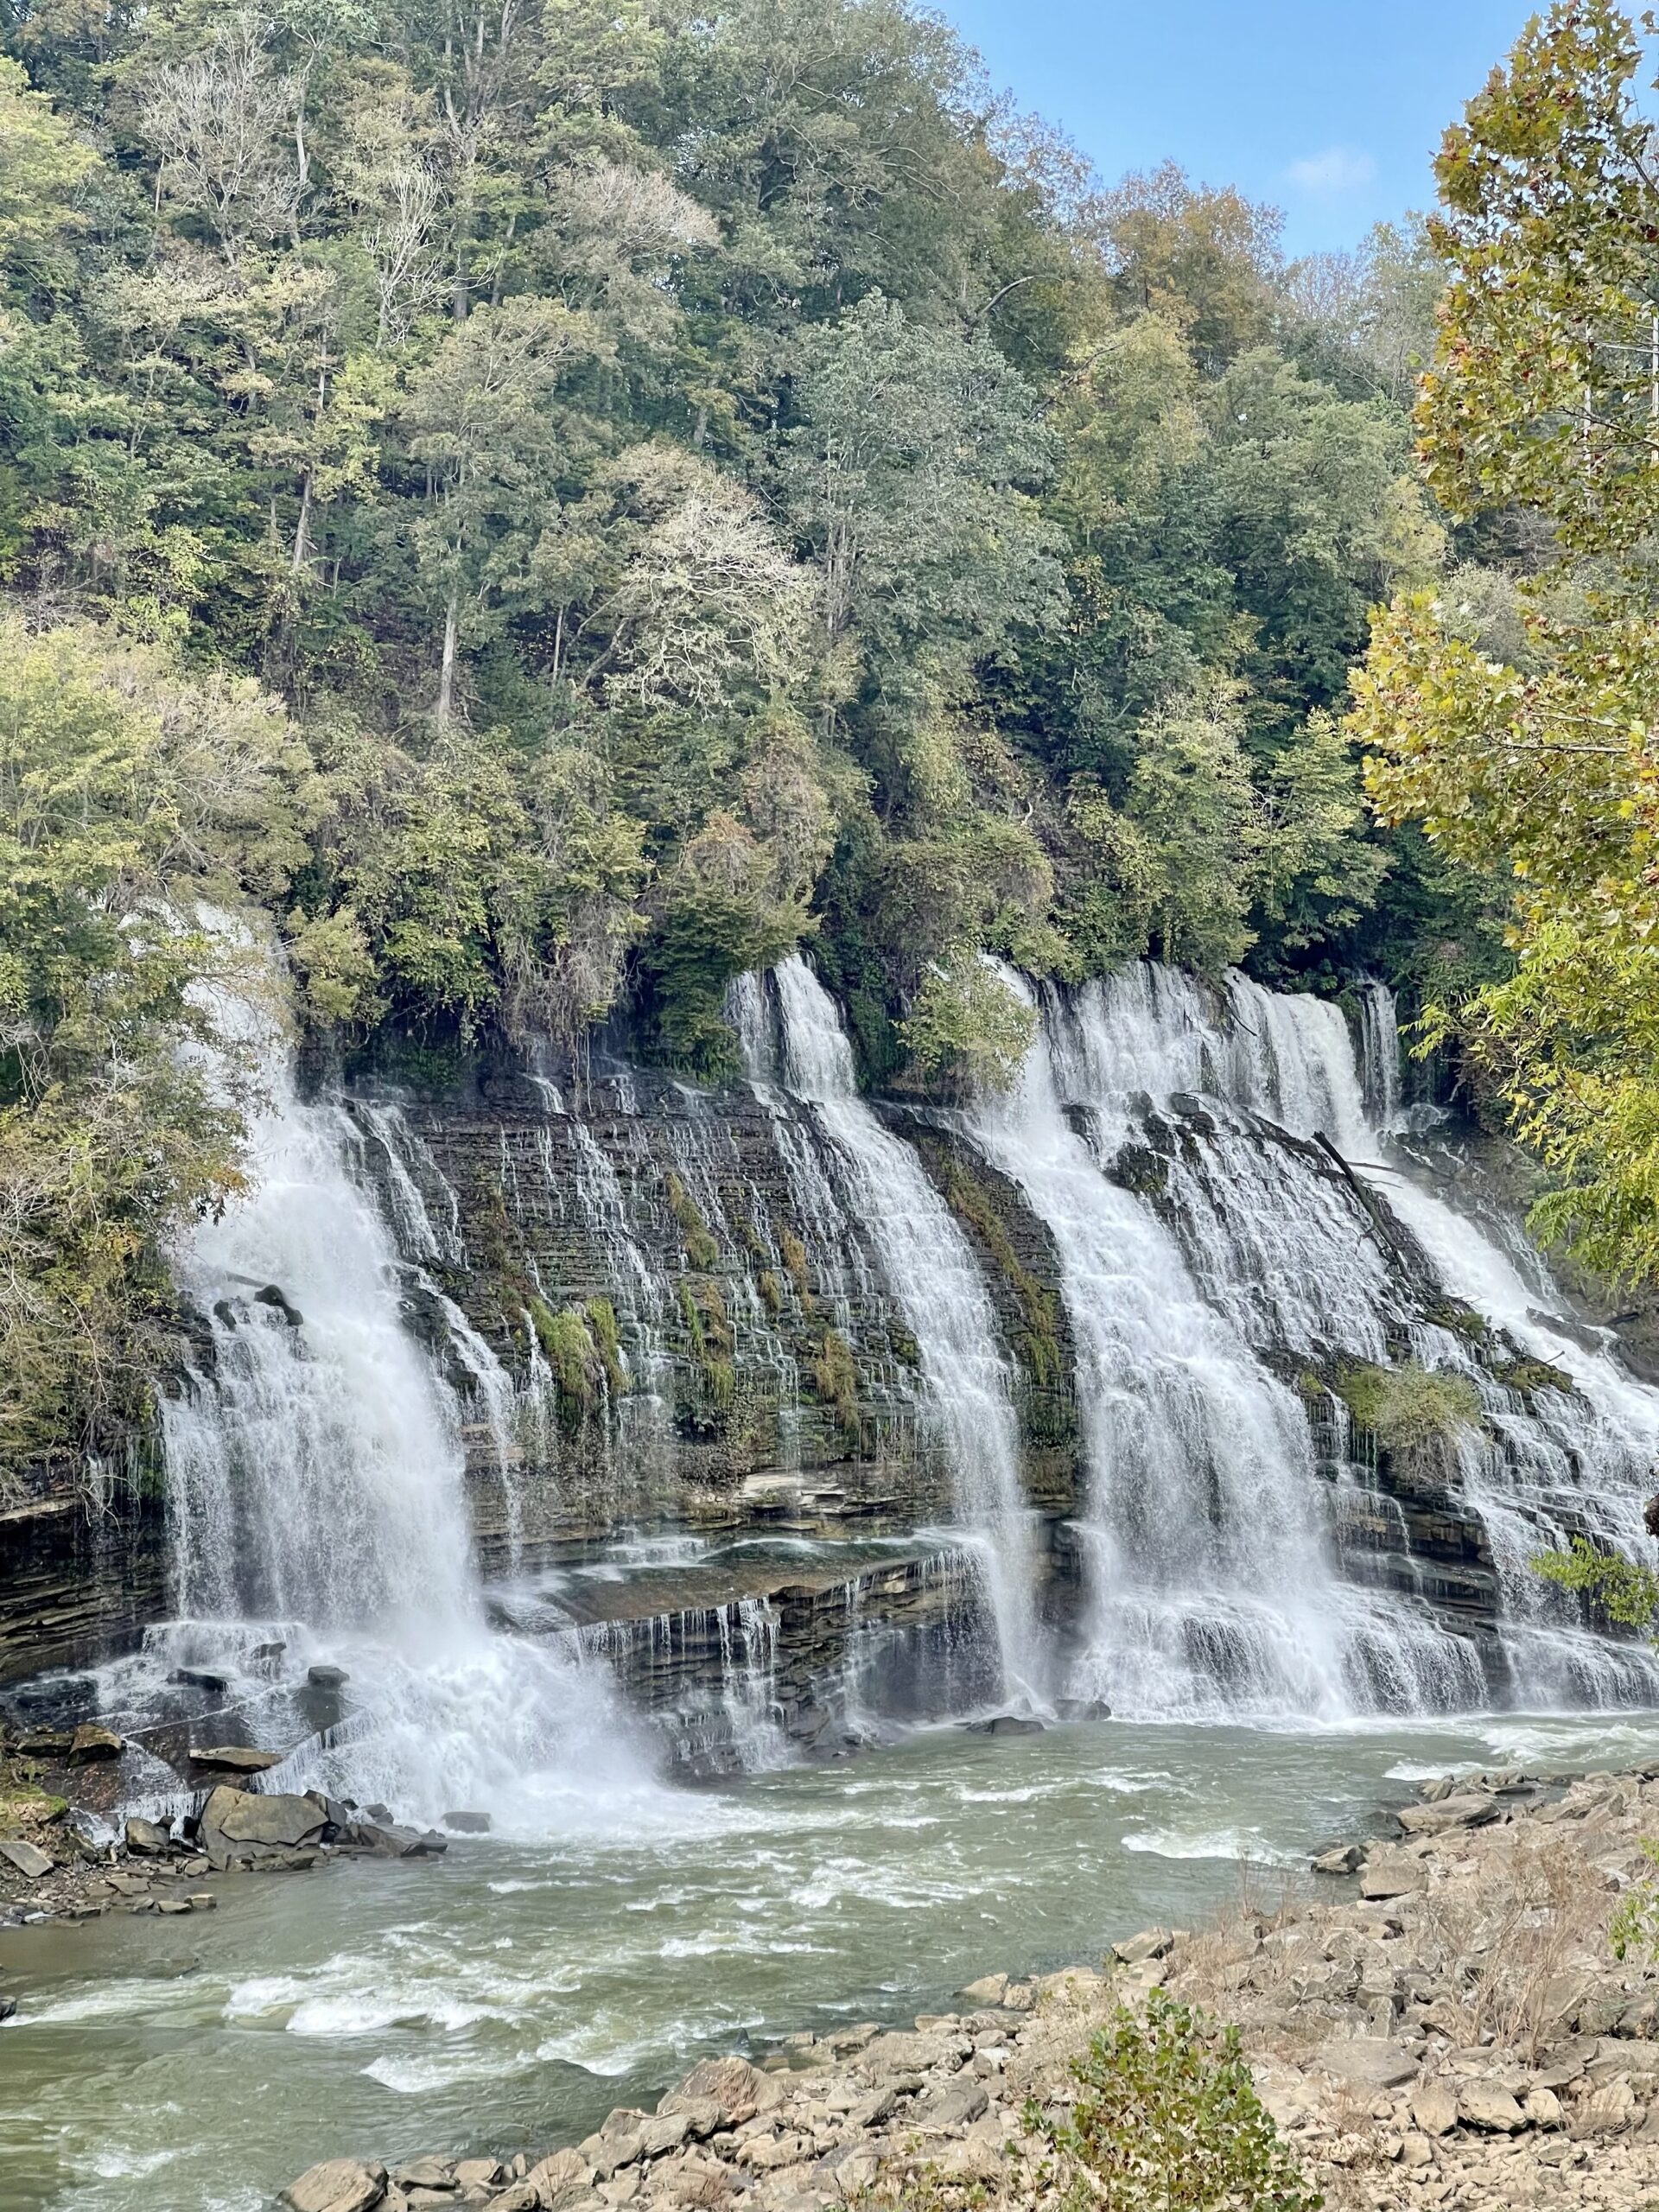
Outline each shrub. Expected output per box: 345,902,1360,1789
1028,1990,1321,2212
811,1325,861,1442
1333,1361,1479,1452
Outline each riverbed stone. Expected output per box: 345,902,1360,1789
124,1815,171,1855
957,1973,1007,2005
0,1838,54,1879
1358,1854,1426,1900
283,2159,387,2212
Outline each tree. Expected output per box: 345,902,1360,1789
1348,1,1659,1279
400,296,604,722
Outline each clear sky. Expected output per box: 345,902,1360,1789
940,1,1546,255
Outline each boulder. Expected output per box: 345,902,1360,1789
1459,2082,1526,2133
1358,1856,1425,1900
1112,1928,1172,1966
1311,1843,1364,1876
191,1745,284,1774
1396,1792,1499,1837
389,2159,454,2190
0,1995,16,2023
255,1283,304,1326
16,1729,71,1758
920,2081,988,2129
1315,2040,1419,2091
282,2160,386,2212
525,2149,594,2200
442,1809,492,1834
349,1820,447,1858
252,1641,288,1662
958,1973,1007,2005
199,1784,327,1865
1524,2087,1564,2129
661,2056,781,2124
307,1664,349,1689
169,1667,231,1693
67,1724,124,1763
1411,2082,1459,2138
124,1816,172,1857
0,1839,53,1880
959,1713,1045,1738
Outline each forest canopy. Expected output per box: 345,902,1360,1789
0,0,1573,1465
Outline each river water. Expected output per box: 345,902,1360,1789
7,1708,1659,2212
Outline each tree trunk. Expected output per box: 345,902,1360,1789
438,591,460,725
291,471,313,575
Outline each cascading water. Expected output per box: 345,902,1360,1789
146,955,656,1831
740,957,1044,1709
1039,960,1659,1711
963,965,1480,1720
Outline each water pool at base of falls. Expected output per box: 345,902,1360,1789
6,1709,1659,2212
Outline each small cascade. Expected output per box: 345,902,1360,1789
148,955,656,1831
747,957,1044,1710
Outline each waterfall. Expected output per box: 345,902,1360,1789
1039,960,1659,1710
744,957,1043,1709
149,956,656,1832
963,965,1478,1720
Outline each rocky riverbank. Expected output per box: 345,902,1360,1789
280,1758,1659,2212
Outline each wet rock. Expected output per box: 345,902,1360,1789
0,1839,52,1880
191,1745,284,1773
959,1713,1044,1738
124,1816,172,1856
67,1723,123,1763
16,1728,71,1757
350,1821,448,1858
169,1667,231,1693
198,1783,327,1866
442,1809,492,1834
454,2160,502,2190
186,1891,217,1909
252,1640,288,1662
283,2159,386,2212
308,1664,350,1689
255,1283,304,1326
0,1995,15,2023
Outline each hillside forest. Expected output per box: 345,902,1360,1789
0,0,1649,1473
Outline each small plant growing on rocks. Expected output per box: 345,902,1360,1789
1027,1990,1322,2212
1611,1839,1659,1964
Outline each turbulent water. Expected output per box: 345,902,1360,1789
10,1709,1659,2212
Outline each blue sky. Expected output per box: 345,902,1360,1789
941,1,1545,254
